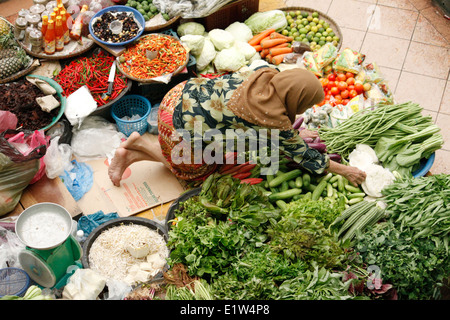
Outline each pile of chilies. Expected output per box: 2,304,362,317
120,34,187,79
55,51,128,107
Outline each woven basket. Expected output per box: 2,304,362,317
0,16,39,84
278,7,343,51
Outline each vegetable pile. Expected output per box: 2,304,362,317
55,50,128,107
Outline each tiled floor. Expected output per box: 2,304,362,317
1,0,449,174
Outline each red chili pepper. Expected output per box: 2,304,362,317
240,178,264,185
232,172,252,180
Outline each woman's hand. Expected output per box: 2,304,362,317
327,160,366,187
299,128,319,139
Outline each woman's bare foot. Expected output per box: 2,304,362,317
108,147,133,187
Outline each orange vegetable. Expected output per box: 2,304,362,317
269,47,293,56
270,32,293,41
252,44,262,52
248,28,276,46
260,48,270,58
271,43,289,49
271,53,289,65
265,54,272,62
260,38,288,48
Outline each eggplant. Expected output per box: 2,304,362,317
302,137,314,143
293,116,304,129
307,142,327,153
328,153,342,163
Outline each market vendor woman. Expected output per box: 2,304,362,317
108,66,366,187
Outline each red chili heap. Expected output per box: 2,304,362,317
55,50,128,107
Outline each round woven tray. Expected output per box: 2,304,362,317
116,33,189,84
18,36,96,60
278,7,343,51
0,16,39,84
145,15,180,32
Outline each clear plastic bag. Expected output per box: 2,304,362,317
43,136,74,180
153,0,234,18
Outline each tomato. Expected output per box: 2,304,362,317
342,99,350,105
347,85,355,91
345,72,354,79
327,81,337,90
337,73,347,82
321,78,329,88
330,87,340,95
346,77,355,86
327,73,336,81
340,89,349,99
334,94,342,102
324,94,331,101
337,81,348,91
363,83,371,91
349,89,358,99
354,83,364,94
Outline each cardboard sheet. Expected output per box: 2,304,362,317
77,158,185,217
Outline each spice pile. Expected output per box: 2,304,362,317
0,79,60,130
54,50,128,107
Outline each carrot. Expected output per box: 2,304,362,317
269,47,293,56
260,48,269,58
248,28,276,46
265,54,272,62
252,44,263,52
271,42,290,49
270,32,294,41
271,53,289,65
260,38,288,48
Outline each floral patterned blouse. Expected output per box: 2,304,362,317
171,67,330,175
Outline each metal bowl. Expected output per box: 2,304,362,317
15,203,73,250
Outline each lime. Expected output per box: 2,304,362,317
332,40,338,46
294,36,302,41
313,17,319,24
150,4,158,13
323,22,330,29
290,22,296,28
295,10,301,16
305,25,311,31
318,27,325,33
299,28,307,34
313,37,320,43
141,0,148,5
302,18,308,25
307,16,313,22
291,27,298,33
333,36,340,41
316,32,322,38
142,4,149,11
296,19,302,25
326,36,333,42
302,38,309,43
319,19,325,25
315,45,321,50
302,12,308,18
326,28,333,33
309,21,316,27
138,8,146,15
293,31,300,37
320,36,326,41
322,31,328,37
312,12,319,18
299,33,305,39
297,24,304,29
310,41,317,46
311,26,318,33
329,31,335,37
282,29,289,36
143,14,149,20
306,34,313,41
289,11,296,17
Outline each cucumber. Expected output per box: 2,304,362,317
345,184,363,193
276,200,288,210
327,183,334,198
280,180,289,192
288,180,297,189
312,179,328,201
269,188,303,201
268,169,302,188
295,176,303,188
302,173,311,188
347,192,366,199
348,197,364,205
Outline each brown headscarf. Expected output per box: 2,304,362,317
227,67,324,130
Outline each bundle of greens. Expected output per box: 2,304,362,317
266,198,345,269
382,174,450,242
355,221,450,300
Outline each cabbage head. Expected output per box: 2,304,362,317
244,10,287,34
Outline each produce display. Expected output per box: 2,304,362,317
280,9,340,51
91,10,141,43
0,78,61,130
0,18,32,80
125,0,170,21
1,1,449,303
117,33,188,80
54,50,128,107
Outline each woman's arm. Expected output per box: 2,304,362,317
327,160,367,187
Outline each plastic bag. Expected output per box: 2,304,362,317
59,159,93,201
71,116,125,162
332,48,365,74
0,111,18,133
0,130,47,216
0,225,26,268
6,130,49,184
43,136,73,179
62,268,106,300
153,0,235,18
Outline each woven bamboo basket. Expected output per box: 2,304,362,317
278,7,343,51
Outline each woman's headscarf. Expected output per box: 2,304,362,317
227,67,324,130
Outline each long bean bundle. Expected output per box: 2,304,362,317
318,102,426,157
